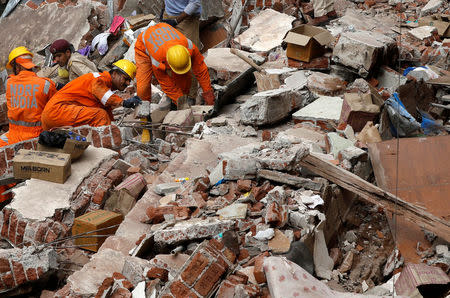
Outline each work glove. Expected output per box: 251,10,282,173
161,19,178,27
123,96,142,108
56,82,66,90
202,90,215,106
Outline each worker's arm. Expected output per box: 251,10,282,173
91,78,123,108
135,38,154,101
191,47,212,93
177,0,201,22
154,68,184,103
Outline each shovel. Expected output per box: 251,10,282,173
230,48,280,92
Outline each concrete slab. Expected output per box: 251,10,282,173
0,1,98,68
408,26,437,40
234,9,295,53
292,96,343,125
67,248,127,297
205,48,252,82
10,147,118,221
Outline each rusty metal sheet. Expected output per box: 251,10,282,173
368,135,450,263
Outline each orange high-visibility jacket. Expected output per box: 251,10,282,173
0,70,56,146
41,71,123,130
135,23,212,102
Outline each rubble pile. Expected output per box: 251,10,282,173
0,0,449,297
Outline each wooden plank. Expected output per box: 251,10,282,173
257,169,322,191
298,153,450,243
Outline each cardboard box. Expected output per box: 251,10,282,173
284,25,334,62
72,210,123,252
37,130,90,161
13,149,71,184
418,14,450,38
340,93,380,132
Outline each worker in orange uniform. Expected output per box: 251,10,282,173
0,46,56,146
0,46,56,203
134,22,215,110
41,59,141,130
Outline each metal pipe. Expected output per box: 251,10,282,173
171,246,184,255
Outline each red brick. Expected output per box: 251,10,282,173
106,169,123,185
112,288,132,297
1,209,11,238
45,229,58,243
5,147,14,161
146,206,191,224
91,130,101,147
92,188,107,205
254,255,266,284
26,1,39,9
287,56,330,70
37,267,44,279
34,223,48,242
101,136,112,148
2,273,14,288
0,259,10,273
103,126,111,135
11,261,26,286
181,253,210,286
146,267,169,282
0,152,7,176
273,1,283,11
264,0,272,8
294,229,301,241
15,220,27,245
208,238,224,251
122,279,134,290
170,280,198,298
87,173,104,192
194,262,227,296
238,248,250,261
25,268,38,281
8,213,17,243
256,0,263,8
237,180,252,192
111,125,122,147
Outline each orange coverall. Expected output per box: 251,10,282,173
0,70,56,146
41,71,123,130
0,70,56,202
135,23,212,103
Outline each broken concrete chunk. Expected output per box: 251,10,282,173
268,229,291,254
326,132,354,158
163,109,194,128
338,146,368,164
240,88,303,126
332,30,397,77
153,218,234,245
217,203,248,220
293,96,343,130
421,0,444,15
254,228,275,241
284,70,309,90
234,9,296,53
408,26,438,40
205,48,252,83
306,72,346,96
153,182,181,196
134,101,151,118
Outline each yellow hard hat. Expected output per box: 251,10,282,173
6,46,34,69
166,45,191,75
112,59,136,80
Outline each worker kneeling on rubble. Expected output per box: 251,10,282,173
41,59,141,130
135,22,215,110
0,46,57,146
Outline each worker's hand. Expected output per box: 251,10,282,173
161,19,178,27
202,90,215,106
123,96,142,108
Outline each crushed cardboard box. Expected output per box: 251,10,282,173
72,210,123,252
284,25,333,62
13,149,71,184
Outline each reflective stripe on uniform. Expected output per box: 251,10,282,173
9,119,42,127
0,134,8,143
142,31,150,56
92,72,100,78
43,80,50,95
101,89,114,105
151,56,161,68
187,39,193,50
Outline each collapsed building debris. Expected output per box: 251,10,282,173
0,0,449,296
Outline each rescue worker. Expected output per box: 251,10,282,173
41,59,141,130
40,39,98,89
161,0,202,49
135,22,214,110
0,46,57,204
0,46,57,146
